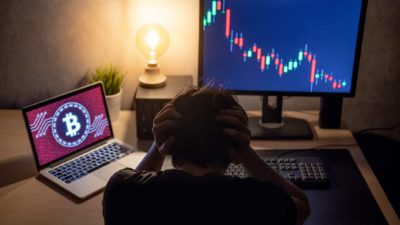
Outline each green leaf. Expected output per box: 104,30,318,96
91,64,124,95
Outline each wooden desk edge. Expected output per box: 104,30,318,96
0,110,398,224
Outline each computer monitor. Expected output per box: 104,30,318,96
199,0,367,139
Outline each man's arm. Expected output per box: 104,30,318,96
136,104,181,172
135,142,165,172
238,147,309,204
217,109,310,225
238,147,310,225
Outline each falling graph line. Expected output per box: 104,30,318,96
203,0,348,92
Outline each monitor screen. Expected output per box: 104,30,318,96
200,0,365,95
23,84,112,167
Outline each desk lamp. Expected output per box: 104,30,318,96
136,23,169,88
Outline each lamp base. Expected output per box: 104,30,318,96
139,62,167,88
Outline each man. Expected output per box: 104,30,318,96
103,88,310,225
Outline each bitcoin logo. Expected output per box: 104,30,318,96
63,112,81,137
52,102,90,148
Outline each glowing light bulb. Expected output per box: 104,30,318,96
136,23,169,64
136,23,169,88
146,30,160,50
146,30,160,64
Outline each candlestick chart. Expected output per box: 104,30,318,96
202,0,361,93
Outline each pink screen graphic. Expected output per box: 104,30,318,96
26,86,112,166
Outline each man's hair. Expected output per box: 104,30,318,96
170,87,247,169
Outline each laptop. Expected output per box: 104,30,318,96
22,82,145,199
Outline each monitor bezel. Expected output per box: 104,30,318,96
22,82,114,171
198,0,368,97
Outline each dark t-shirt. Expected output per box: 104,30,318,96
103,168,297,225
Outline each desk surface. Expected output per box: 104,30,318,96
0,110,398,225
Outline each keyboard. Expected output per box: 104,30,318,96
49,142,133,184
225,156,330,189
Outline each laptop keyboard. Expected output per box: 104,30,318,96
48,142,133,184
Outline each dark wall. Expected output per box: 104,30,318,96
0,0,399,138
343,0,400,136
0,0,198,110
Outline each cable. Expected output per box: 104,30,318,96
276,143,358,158
355,121,400,135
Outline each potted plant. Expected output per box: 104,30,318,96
91,65,124,121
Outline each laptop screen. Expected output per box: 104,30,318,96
23,83,113,168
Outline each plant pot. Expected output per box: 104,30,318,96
106,88,122,122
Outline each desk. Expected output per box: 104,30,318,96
0,110,398,225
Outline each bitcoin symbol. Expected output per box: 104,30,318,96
52,102,90,148
62,112,81,137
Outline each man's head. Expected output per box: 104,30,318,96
169,87,247,169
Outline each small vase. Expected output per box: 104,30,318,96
106,88,122,122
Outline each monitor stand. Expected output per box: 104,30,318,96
248,95,314,140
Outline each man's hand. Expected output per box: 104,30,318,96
215,108,252,163
152,104,182,155
216,108,310,223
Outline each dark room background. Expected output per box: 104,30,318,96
0,0,399,139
